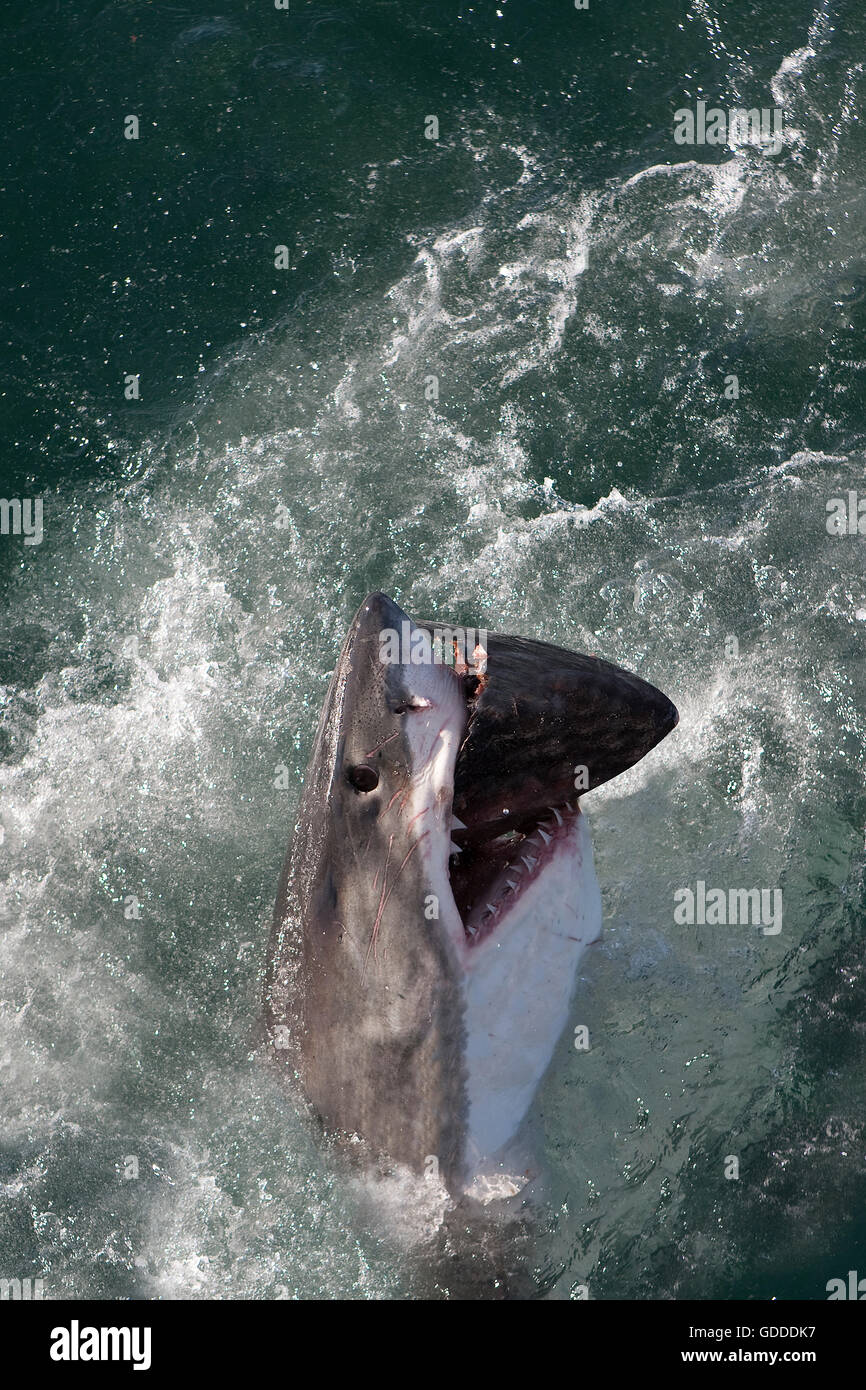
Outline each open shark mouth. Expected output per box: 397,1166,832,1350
447,796,581,947
409,614,679,954
442,668,583,947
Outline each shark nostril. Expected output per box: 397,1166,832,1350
346,764,379,793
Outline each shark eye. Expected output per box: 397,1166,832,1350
346,764,379,793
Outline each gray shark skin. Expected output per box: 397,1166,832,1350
264,593,678,1204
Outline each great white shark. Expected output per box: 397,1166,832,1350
265,593,678,1204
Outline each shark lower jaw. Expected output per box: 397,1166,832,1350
447,798,583,947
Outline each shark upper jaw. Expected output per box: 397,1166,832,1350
365,593,679,961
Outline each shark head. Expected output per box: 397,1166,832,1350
265,593,678,1195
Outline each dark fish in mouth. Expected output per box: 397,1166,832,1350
264,593,678,1198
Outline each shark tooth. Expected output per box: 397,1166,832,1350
521,855,537,870
550,806,563,825
450,840,463,855
537,828,552,845
451,814,467,830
